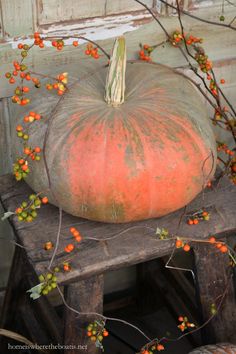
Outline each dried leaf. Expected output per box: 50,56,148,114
1,211,15,221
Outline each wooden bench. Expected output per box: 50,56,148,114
0,174,236,353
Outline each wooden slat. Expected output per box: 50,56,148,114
194,242,236,343
63,275,104,354
37,0,106,25
1,0,34,37
105,0,153,15
0,174,236,285
0,99,13,175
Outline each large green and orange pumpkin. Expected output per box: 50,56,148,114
189,343,236,353
13,37,216,223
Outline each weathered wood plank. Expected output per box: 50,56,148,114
0,6,236,98
194,243,236,343
0,99,13,175
37,0,106,25
105,0,153,15
1,0,34,38
0,174,236,285
63,275,104,354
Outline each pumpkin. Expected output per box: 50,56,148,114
12,37,216,223
189,343,236,353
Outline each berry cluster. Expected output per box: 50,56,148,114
52,39,65,51
46,72,68,95
15,194,48,222
139,44,153,61
64,227,82,253
23,111,42,123
217,142,234,156
23,146,41,161
87,321,108,350
33,32,44,48
5,60,41,105
141,344,165,353
85,43,100,59
38,269,59,295
187,209,210,225
16,125,29,141
13,158,30,180
194,47,212,73
210,303,217,315
208,236,228,253
177,316,195,332
171,31,202,46
175,239,191,252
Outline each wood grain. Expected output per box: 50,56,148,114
0,99,12,175
0,174,235,285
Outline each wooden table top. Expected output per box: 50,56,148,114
0,174,235,285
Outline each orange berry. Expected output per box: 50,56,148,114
44,241,53,250
209,236,216,244
41,196,48,204
21,164,28,171
183,244,191,252
24,147,31,155
9,77,15,84
103,330,109,337
175,239,183,248
75,235,82,243
85,49,91,55
18,159,25,165
178,316,184,322
63,263,71,271
220,78,225,84
143,44,149,50
73,41,78,47
87,331,92,337
73,230,80,237
66,244,74,252
34,146,41,153
24,116,29,122
193,219,199,225
142,351,149,354
220,245,228,253
16,207,23,214
18,43,23,49
70,227,76,233
202,211,208,216
157,344,165,351
16,125,23,131
187,219,194,225
57,90,64,95
22,86,30,93
216,242,223,249
35,113,41,120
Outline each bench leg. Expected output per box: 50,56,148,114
193,241,236,344
63,275,104,354
0,247,24,329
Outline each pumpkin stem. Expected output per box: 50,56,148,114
104,36,126,107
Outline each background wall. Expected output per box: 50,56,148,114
0,0,235,297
